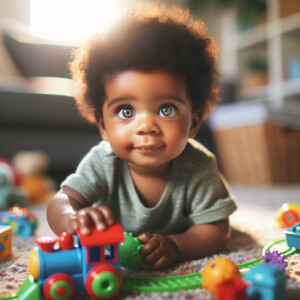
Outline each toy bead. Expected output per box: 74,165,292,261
59,232,74,250
119,232,144,270
201,257,241,296
262,250,287,271
35,236,58,252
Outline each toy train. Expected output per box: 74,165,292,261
25,223,124,300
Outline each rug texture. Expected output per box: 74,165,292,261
0,222,299,299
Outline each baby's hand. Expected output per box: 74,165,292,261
138,233,179,270
65,206,114,235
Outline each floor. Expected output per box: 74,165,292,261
5,184,299,299
230,184,300,244
231,184,300,219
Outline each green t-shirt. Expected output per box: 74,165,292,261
61,139,237,236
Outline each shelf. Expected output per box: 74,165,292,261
281,11,300,35
281,78,300,97
239,78,300,102
235,11,300,50
240,84,268,100
236,25,267,50
221,1,300,104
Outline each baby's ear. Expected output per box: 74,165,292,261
189,110,202,138
97,117,108,141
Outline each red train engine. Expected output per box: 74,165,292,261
27,223,124,300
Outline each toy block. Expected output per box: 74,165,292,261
0,225,12,262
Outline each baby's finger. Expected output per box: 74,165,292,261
64,214,79,234
153,255,168,270
97,206,114,225
88,208,107,231
140,237,160,257
138,232,153,244
77,210,93,235
143,247,164,266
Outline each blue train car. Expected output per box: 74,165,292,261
27,223,124,300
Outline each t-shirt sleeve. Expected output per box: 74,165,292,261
187,156,237,224
60,145,108,205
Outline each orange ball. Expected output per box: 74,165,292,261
201,257,241,296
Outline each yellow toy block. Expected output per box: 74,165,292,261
0,225,12,262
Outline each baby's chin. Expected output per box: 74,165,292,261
126,158,174,171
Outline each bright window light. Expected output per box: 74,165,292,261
30,0,120,44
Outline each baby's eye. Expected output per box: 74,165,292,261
159,104,177,117
118,107,135,119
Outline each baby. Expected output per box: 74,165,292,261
47,2,237,270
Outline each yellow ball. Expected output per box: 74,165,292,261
201,257,241,295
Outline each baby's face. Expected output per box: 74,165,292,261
99,70,200,171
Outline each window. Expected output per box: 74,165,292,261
89,246,100,263
105,245,115,261
30,0,121,44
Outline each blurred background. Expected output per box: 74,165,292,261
0,0,300,190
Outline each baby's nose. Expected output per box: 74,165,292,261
135,115,160,135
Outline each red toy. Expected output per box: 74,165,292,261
217,278,248,300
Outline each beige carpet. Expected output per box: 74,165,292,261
0,184,299,299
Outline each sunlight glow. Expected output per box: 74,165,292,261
30,0,120,44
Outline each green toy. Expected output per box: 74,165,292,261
0,275,41,300
119,232,144,270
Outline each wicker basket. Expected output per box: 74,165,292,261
213,123,300,185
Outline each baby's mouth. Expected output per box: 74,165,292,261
133,144,165,153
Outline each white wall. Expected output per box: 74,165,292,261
0,0,30,76
0,0,30,22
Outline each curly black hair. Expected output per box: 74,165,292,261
70,3,220,123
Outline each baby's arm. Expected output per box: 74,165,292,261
138,219,230,270
47,186,114,236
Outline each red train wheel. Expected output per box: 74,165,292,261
282,210,299,228
43,273,75,300
85,265,122,300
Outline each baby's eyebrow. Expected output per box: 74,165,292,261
154,95,186,105
107,97,135,109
